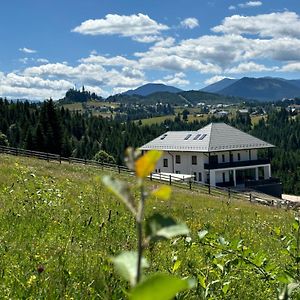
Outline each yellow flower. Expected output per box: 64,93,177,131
27,275,37,286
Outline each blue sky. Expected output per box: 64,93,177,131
1,0,300,99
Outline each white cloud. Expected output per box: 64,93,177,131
212,12,300,38
79,54,138,67
204,75,232,85
19,58,30,64
281,62,300,72
0,72,73,100
37,58,49,64
180,18,199,29
238,1,262,8
228,5,236,10
132,35,162,43
226,61,278,73
72,13,169,42
19,47,37,54
156,72,189,86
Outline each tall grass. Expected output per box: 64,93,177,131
0,154,295,299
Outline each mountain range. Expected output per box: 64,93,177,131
202,77,300,101
123,83,182,96
122,77,300,102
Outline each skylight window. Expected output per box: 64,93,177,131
199,134,207,140
193,134,201,140
184,134,192,140
160,134,168,140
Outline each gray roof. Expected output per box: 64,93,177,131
140,122,275,152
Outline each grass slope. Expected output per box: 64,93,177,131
0,154,294,299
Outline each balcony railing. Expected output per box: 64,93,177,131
204,158,270,170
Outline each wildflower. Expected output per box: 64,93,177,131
27,275,37,286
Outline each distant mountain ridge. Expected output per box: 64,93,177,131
107,89,244,105
202,77,300,101
123,83,182,96
201,78,238,93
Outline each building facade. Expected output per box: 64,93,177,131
140,123,276,190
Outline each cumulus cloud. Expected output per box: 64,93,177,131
212,12,300,38
19,47,37,54
79,54,138,67
204,75,232,85
238,1,262,8
226,61,278,73
0,72,73,100
180,18,199,29
72,13,169,42
156,72,189,86
281,62,300,72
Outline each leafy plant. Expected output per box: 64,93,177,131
102,148,194,299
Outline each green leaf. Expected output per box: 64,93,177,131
198,230,208,240
172,260,182,273
102,176,136,216
112,251,149,286
145,213,189,241
222,282,230,295
130,274,195,300
292,219,299,231
198,273,207,289
135,150,162,178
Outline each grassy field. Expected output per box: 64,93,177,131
0,154,296,299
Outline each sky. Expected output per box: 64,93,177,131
1,0,300,100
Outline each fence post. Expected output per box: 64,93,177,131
59,155,61,164
208,184,211,194
16,148,18,156
189,181,192,189
85,158,87,165
118,166,121,174
249,193,252,202
150,173,152,181
169,175,172,185
69,157,71,164
228,188,231,199
47,153,49,162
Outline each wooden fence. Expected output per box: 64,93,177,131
0,145,288,208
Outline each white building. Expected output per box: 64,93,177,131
140,123,275,189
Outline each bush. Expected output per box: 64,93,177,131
94,150,116,164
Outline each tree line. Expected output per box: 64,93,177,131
0,98,299,194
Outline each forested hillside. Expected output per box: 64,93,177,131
0,98,299,194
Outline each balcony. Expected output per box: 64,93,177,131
204,158,270,170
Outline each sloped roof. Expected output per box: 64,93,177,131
140,122,275,152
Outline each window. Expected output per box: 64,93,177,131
193,134,201,140
175,170,181,174
192,155,197,165
198,172,202,182
238,153,241,161
193,172,197,180
176,155,181,164
199,134,207,140
222,154,225,163
222,172,226,183
184,134,192,140
163,158,168,167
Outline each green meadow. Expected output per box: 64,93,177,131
0,154,296,299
